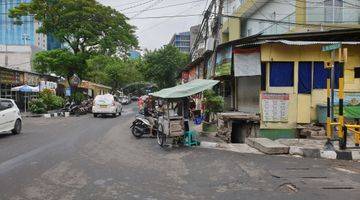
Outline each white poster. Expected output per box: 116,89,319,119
261,92,289,122
234,48,261,77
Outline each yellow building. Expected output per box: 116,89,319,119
212,29,360,139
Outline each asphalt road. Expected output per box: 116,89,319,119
0,103,360,200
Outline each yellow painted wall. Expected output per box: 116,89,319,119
260,43,360,129
228,18,241,41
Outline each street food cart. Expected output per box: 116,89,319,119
150,79,219,147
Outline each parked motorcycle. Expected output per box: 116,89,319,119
130,111,159,138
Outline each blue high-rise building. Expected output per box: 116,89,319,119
169,32,191,53
0,0,46,48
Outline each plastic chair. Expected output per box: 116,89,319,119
184,130,200,146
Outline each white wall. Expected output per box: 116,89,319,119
242,0,296,37
0,45,42,72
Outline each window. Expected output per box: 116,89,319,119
324,0,343,23
0,100,13,111
269,62,294,87
298,62,312,94
355,67,360,78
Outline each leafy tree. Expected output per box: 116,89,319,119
103,59,144,91
33,49,88,81
141,45,189,89
9,0,138,56
9,0,138,93
86,55,144,90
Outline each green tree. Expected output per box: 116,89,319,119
9,0,138,56
33,49,88,81
103,59,144,91
141,45,189,89
9,0,138,88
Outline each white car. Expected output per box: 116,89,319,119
92,94,122,117
0,98,22,135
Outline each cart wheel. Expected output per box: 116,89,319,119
157,124,166,147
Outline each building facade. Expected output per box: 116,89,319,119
221,0,360,42
0,0,47,49
169,31,191,53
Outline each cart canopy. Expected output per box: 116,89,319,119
150,79,219,99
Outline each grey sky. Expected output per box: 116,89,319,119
97,0,209,51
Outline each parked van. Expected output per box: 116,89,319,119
92,94,122,117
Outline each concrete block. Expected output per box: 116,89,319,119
246,138,289,154
44,114,51,118
289,146,304,156
351,151,360,160
64,112,70,117
320,150,337,159
200,141,218,148
302,148,320,158
53,113,58,117
336,151,353,160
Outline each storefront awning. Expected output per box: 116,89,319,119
150,79,219,99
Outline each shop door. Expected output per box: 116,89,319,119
297,62,312,123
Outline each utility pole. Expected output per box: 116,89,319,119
209,0,224,77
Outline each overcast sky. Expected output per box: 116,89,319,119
97,0,209,51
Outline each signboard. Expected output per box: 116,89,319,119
24,73,40,86
0,69,23,84
261,92,289,122
215,46,232,76
234,48,261,77
39,81,57,91
334,92,360,106
322,43,341,52
65,88,71,96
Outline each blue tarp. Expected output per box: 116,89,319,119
313,62,341,89
313,62,327,89
270,62,294,87
298,62,312,94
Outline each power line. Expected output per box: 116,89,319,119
119,0,156,11
132,14,203,19
130,0,164,19
138,0,205,33
123,0,206,14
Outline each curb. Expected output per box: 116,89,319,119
23,112,70,118
289,146,360,161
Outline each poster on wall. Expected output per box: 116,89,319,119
215,46,232,77
0,69,23,84
334,92,360,106
233,48,261,77
261,92,290,122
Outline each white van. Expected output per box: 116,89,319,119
92,94,122,117
0,99,22,134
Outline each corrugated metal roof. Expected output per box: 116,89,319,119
235,40,360,47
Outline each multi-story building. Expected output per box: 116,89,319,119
169,31,191,53
0,0,47,49
221,0,360,42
